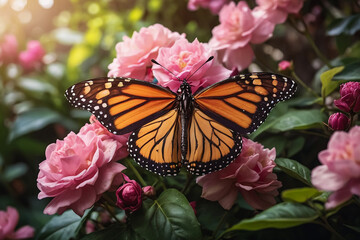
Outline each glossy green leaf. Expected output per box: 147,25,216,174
282,188,320,203
37,210,87,240
222,202,318,233
8,108,62,141
271,109,326,131
80,223,144,240
332,61,360,81
275,158,312,186
287,136,306,157
321,66,344,97
130,188,202,240
327,14,360,36
2,163,28,182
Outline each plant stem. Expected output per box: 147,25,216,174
213,211,228,239
291,71,320,98
316,217,346,240
124,158,147,186
102,200,122,223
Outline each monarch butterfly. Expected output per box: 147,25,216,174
65,66,296,176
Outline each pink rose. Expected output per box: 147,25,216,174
18,40,46,72
328,112,349,131
0,207,34,240
334,82,360,113
0,34,18,64
209,1,274,70
37,121,127,216
153,38,231,93
108,24,185,81
86,115,130,160
187,0,230,14
116,175,142,212
255,0,304,24
197,138,281,210
312,126,360,209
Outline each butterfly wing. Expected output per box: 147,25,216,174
194,73,297,135
184,108,242,175
65,77,177,135
128,109,181,176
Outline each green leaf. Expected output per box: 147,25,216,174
261,136,286,157
80,223,144,240
275,158,312,186
222,202,318,233
130,188,202,240
2,163,28,182
8,108,62,141
321,66,344,97
287,136,306,157
37,210,86,240
332,61,360,81
327,14,360,36
271,109,326,131
282,188,320,203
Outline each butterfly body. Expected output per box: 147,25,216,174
65,73,296,176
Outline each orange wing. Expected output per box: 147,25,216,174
183,109,242,175
194,73,297,135
65,77,177,135
128,109,181,176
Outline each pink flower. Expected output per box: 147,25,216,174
0,207,34,239
142,186,156,197
87,115,130,160
255,0,304,24
37,120,127,216
187,0,230,14
0,34,18,64
278,60,293,71
197,138,281,210
334,82,360,113
153,38,231,92
209,1,275,70
312,126,360,209
189,201,197,215
116,175,142,212
108,24,185,81
328,112,349,131
18,40,46,72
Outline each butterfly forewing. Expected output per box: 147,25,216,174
184,109,242,175
65,77,177,135
194,73,297,135
128,109,182,176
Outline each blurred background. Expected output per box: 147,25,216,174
0,0,359,237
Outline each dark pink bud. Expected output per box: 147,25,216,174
328,113,349,131
189,201,197,215
142,186,156,197
334,82,360,113
116,175,142,212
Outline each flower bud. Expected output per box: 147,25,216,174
328,112,349,131
189,201,197,215
334,82,360,113
278,60,293,71
0,35,18,64
142,186,156,197
116,175,142,212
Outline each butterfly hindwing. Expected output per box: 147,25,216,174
128,109,181,176
184,109,242,175
194,73,297,135
65,77,177,135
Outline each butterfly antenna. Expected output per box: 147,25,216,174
151,59,182,82
185,56,214,81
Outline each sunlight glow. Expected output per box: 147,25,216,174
11,0,27,11
38,0,53,9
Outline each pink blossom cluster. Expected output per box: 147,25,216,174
312,126,360,209
37,116,129,216
0,207,34,240
197,138,282,210
0,34,46,73
108,24,231,93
